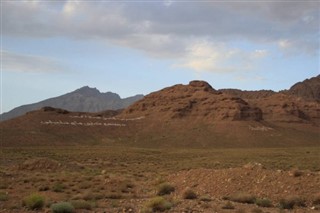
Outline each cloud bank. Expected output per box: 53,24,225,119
3,1,319,73
2,50,66,73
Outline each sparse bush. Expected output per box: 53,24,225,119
52,183,65,192
279,196,306,209
38,185,50,191
105,193,122,199
157,183,175,196
199,195,212,202
255,198,272,207
70,200,92,210
228,192,256,204
22,193,45,210
51,202,75,213
0,182,9,189
143,197,172,212
182,189,197,199
0,191,8,201
292,170,304,177
222,201,234,209
81,191,104,200
79,182,91,189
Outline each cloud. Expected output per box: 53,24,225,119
173,40,268,73
277,39,319,56
2,1,319,72
2,50,66,73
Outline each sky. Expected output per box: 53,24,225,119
1,0,319,113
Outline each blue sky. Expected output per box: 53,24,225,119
1,0,319,113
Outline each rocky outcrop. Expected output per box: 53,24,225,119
122,81,262,122
284,75,320,101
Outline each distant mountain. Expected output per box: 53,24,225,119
1,86,143,121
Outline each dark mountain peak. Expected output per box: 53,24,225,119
102,91,121,100
74,86,100,96
1,86,144,121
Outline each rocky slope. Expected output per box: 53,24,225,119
122,80,320,125
1,86,143,121
1,76,319,148
122,81,262,122
284,75,320,101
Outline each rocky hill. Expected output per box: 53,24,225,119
122,80,320,125
122,81,262,122
1,76,319,148
218,89,275,100
284,75,320,101
220,75,320,102
1,86,143,121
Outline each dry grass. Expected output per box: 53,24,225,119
182,189,197,199
0,146,319,212
227,192,256,204
279,196,306,209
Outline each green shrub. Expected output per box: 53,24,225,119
0,191,8,201
279,196,306,209
70,200,92,210
22,193,45,210
255,198,272,207
182,189,197,199
228,192,256,204
51,202,75,213
144,197,172,212
157,183,175,196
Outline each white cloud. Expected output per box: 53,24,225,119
251,49,268,59
174,40,268,73
278,39,292,49
2,50,66,73
164,0,173,7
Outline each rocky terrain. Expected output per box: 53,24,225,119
0,76,319,213
284,75,320,101
122,80,262,122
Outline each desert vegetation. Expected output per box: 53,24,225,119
0,146,319,212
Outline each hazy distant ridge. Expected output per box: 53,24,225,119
1,86,143,121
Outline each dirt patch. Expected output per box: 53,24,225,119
168,165,320,205
18,158,62,172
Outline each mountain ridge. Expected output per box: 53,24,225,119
0,75,319,148
1,86,143,121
